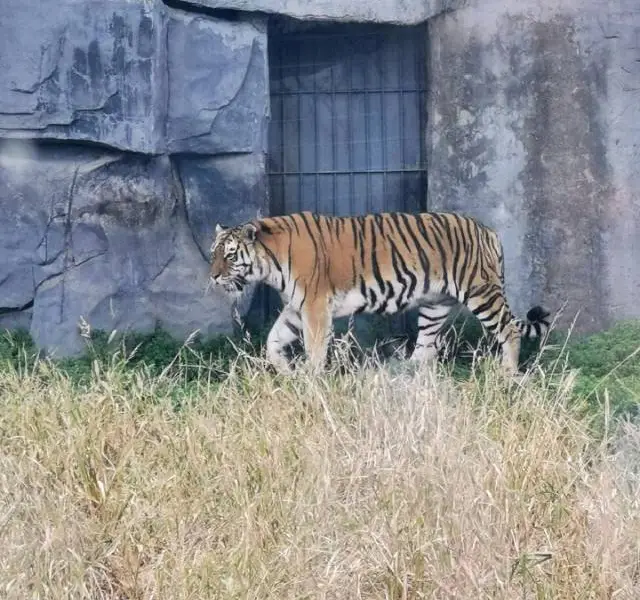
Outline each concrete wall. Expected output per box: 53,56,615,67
427,0,640,332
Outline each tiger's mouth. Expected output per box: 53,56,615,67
216,279,245,294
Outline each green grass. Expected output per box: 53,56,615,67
1,316,639,421
546,321,640,418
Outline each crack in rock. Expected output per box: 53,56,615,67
0,298,35,316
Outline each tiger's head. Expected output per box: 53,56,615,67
209,221,260,295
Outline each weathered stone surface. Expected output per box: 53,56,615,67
179,153,269,257
167,13,269,154
0,0,167,154
184,0,460,25
179,153,268,321
0,0,269,155
427,0,640,332
0,140,75,314
0,141,234,356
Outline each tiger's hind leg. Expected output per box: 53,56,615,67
410,298,457,363
465,284,521,374
266,305,303,374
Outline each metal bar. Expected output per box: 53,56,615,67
271,88,426,96
381,40,387,211
313,41,318,213
347,39,354,216
331,48,337,216
364,41,370,214
399,37,406,212
296,40,303,215
420,25,429,211
269,168,425,176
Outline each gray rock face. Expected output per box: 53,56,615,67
0,141,236,355
427,0,640,332
0,0,166,153
0,0,269,354
0,0,269,155
179,154,269,257
184,0,461,25
167,14,269,154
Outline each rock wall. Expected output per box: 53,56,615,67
0,0,269,354
427,0,640,332
181,0,461,25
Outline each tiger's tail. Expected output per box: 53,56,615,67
514,305,551,340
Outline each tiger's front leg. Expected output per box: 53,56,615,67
266,305,303,374
301,299,333,374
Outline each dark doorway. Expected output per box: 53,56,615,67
267,19,428,217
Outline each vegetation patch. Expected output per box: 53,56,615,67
1,334,639,598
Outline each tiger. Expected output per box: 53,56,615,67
209,211,551,375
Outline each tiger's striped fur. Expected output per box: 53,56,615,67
209,211,550,374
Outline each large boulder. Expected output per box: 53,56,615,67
0,141,235,356
167,13,269,154
0,0,270,155
0,0,167,153
0,0,270,353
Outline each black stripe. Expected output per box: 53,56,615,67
471,291,503,317
351,218,366,269
285,319,302,338
257,240,282,275
400,214,431,293
290,215,301,236
461,218,479,302
414,214,438,253
287,227,294,275
424,216,450,295
477,305,507,327
299,212,321,279
351,256,358,287
448,216,464,300
359,275,368,298
369,217,387,296
390,240,416,306
388,213,411,252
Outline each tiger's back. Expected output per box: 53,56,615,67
272,211,505,318
210,210,550,374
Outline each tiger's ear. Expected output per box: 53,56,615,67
241,222,259,242
215,223,227,236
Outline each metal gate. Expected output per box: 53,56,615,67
267,21,428,217
251,20,428,343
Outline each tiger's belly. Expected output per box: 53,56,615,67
331,281,443,318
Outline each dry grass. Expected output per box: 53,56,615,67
1,351,639,599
